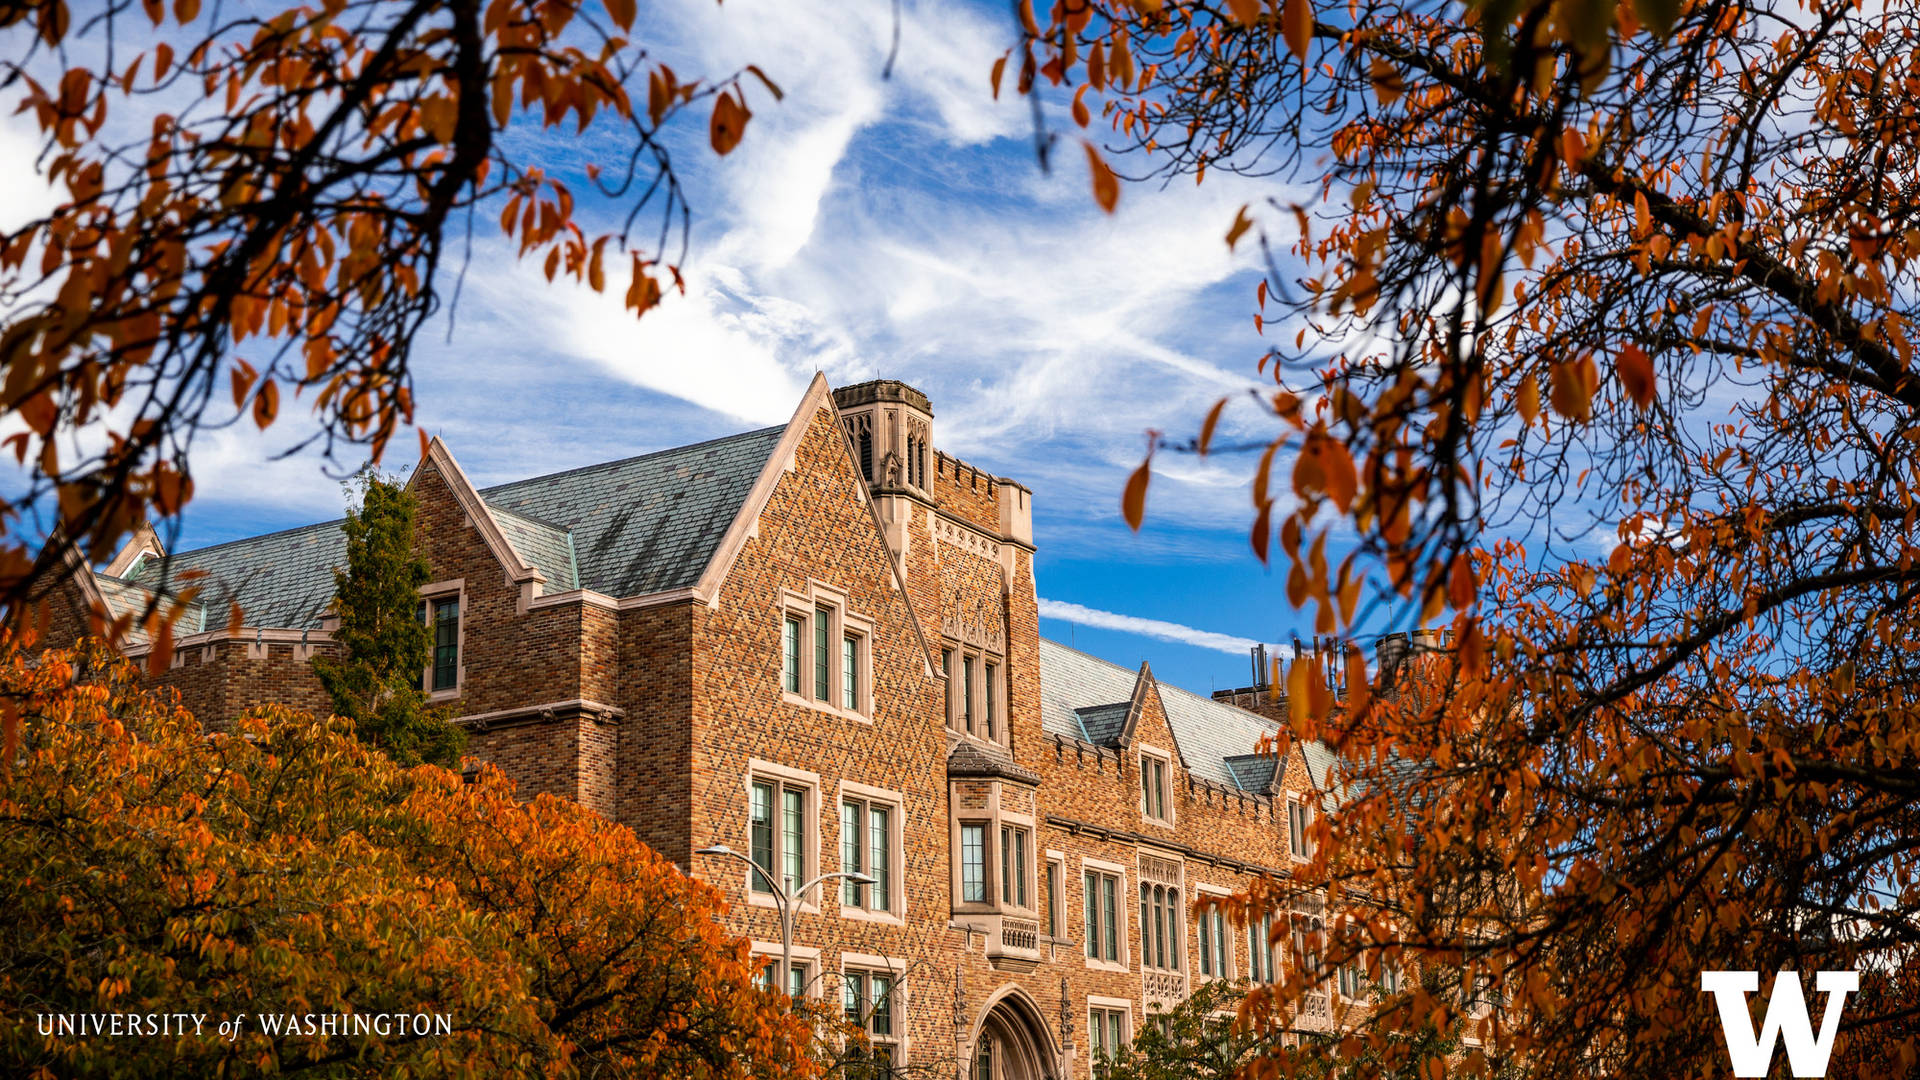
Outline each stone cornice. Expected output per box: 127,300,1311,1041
1042,813,1291,881
453,698,625,731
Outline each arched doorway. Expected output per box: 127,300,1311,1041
969,986,1060,1080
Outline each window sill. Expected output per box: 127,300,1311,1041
746,891,821,916
428,687,463,703
779,690,872,724
1140,816,1175,829
1084,958,1130,974
838,905,906,926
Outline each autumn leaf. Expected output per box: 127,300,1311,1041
1198,397,1228,455
1226,0,1264,24
1226,203,1255,250
1086,141,1120,213
1122,457,1151,529
1616,342,1655,408
1282,0,1314,62
252,378,278,429
709,89,751,155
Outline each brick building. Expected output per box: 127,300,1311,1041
53,375,1397,1080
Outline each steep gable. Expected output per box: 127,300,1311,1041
480,426,782,599
1037,637,1287,791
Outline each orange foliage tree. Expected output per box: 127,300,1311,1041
1016,0,1920,1076
0,0,779,625
0,637,818,1078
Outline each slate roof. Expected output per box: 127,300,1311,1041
486,503,579,591
1223,753,1281,793
1038,637,1288,791
947,736,1043,785
103,425,785,631
1072,702,1132,745
479,426,782,597
119,519,346,631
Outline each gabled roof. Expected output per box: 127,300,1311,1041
479,426,783,598
119,519,345,631
99,424,786,630
1038,637,1285,791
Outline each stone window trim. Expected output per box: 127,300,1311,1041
1043,850,1069,945
941,638,1007,746
1286,794,1316,863
779,582,876,722
749,941,824,999
1080,856,1130,973
743,759,822,915
1137,744,1175,828
839,952,910,1065
1086,996,1134,1077
947,786,1039,920
417,578,466,702
836,779,907,925
1192,883,1236,983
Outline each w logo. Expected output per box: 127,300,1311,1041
1700,971,1860,1077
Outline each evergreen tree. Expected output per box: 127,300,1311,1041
312,473,464,768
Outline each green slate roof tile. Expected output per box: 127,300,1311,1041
479,426,783,597
485,502,579,592
123,519,346,631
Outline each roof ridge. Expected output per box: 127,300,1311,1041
477,425,784,495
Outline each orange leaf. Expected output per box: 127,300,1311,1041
1548,356,1595,423
1226,203,1254,250
229,359,257,409
1343,643,1370,716
1252,501,1275,565
710,90,750,156
1226,0,1263,23
605,0,636,30
148,619,173,677
1282,0,1314,61
1198,397,1228,455
252,379,279,429
1517,372,1540,425
1448,553,1475,610
1121,458,1150,530
1072,84,1092,128
1616,343,1655,408
990,52,1009,100
1085,142,1119,213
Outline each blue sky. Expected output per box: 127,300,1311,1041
0,0,1336,697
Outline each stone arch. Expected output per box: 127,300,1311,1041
967,983,1061,1080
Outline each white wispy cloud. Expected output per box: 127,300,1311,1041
1037,598,1260,655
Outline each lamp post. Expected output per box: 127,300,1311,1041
695,843,875,996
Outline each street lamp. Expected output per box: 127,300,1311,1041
695,843,875,996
